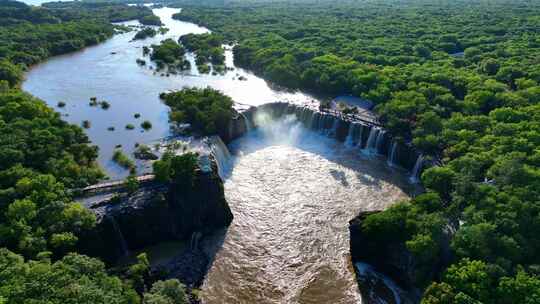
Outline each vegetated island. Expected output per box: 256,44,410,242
160,87,234,138
179,33,226,74
148,38,191,73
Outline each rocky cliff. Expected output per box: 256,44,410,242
221,110,249,144
349,210,456,303
78,159,233,265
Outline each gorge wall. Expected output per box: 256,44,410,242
349,211,458,303
78,158,233,271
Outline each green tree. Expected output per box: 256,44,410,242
143,279,188,304
0,248,138,304
421,166,456,201
0,61,22,87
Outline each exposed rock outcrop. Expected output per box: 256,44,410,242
221,109,249,144
349,210,456,303
78,159,233,265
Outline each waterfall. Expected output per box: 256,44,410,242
305,109,315,129
249,103,427,176
387,141,398,166
345,123,363,147
356,124,364,147
109,216,129,257
409,154,424,183
330,118,340,137
208,135,232,178
190,231,202,250
362,127,379,155
355,262,403,304
298,107,314,129
311,112,321,130
345,124,356,147
240,112,252,132
375,130,386,154
317,113,325,131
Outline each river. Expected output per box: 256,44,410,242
22,7,413,304
202,117,411,304
23,7,317,179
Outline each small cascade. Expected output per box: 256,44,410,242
362,127,379,155
208,135,232,178
409,154,424,183
323,114,336,135
344,124,356,147
298,107,314,128
387,141,398,166
317,113,326,131
375,130,386,154
345,123,363,147
311,112,321,130
355,262,403,304
330,118,340,137
305,109,315,129
356,124,364,147
318,114,325,131
190,231,202,251
240,112,252,132
109,216,129,257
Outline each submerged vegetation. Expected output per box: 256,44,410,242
160,87,233,136
173,0,540,302
112,149,136,173
141,120,153,130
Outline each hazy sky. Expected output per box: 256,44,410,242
19,0,71,6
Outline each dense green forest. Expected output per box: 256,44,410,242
1,0,539,302
0,1,188,303
0,0,160,66
160,87,234,136
171,0,540,302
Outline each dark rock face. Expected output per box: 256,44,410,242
349,211,420,303
350,211,417,288
78,160,233,265
349,211,456,303
152,248,209,287
221,110,248,144
335,119,350,142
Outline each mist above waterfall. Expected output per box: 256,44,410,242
253,111,305,145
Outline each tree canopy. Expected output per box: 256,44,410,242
160,87,234,136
